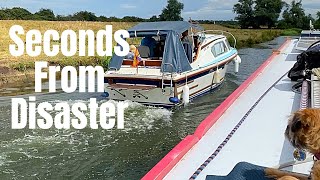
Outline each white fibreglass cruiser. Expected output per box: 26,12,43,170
104,21,241,107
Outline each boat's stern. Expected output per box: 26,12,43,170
104,67,178,107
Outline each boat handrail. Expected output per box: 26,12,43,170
300,36,320,40
161,63,174,95
200,30,237,48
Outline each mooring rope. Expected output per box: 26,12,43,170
189,72,289,180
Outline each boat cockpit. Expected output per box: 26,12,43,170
122,31,205,68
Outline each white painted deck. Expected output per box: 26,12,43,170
164,39,314,180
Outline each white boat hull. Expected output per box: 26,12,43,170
104,63,229,107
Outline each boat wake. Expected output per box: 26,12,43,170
0,98,172,178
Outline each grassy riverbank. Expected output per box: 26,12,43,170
0,20,287,87
0,20,136,87
201,24,284,48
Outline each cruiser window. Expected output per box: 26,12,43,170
122,35,166,67
225,40,231,49
211,41,228,57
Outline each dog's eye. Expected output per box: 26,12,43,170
291,121,302,132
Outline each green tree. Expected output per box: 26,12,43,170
315,11,320,29
254,0,284,28
159,0,184,21
98,15,108,22
233,0,256,28
56,15,73,21
72,11,97,21
282,0,305,28
108,16,121,22
34,8,55,21
122,16,144,22
302,14,315,29
0,10,6,19
0,7,33,20
149,15,160,22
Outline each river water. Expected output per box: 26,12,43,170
0,37,287,180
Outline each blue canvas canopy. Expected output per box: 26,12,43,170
109,21,202,73
128,21,203,37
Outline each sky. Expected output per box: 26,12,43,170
0,0,319,20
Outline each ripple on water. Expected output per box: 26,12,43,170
0,98,174,179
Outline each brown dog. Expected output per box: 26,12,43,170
265,108,320,180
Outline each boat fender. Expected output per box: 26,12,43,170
102,92,109,98
169,97,180,104
182,85,190,105
237,55,242,63
214,68,221,84
234,55,241,73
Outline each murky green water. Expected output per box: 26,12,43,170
0,37,286,180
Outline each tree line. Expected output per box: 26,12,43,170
2,0,319,30
0,0,184,22
0,7,148,22
234,0,320,29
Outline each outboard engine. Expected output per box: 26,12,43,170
288,41,320,81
